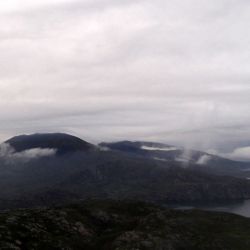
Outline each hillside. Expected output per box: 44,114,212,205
0,134,249,209
0,200,250,249
0,151,250,209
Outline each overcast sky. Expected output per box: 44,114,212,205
0,0,250,158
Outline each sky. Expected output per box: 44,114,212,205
0,0,250,160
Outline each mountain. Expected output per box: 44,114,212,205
99,141,180,159
0,199,250,250
100,141,250,177
0,134,249,209
6,133,95,155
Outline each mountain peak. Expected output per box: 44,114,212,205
5,133,95,155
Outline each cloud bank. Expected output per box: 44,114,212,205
0,0,249,154
222,147,250,162
0,143,57,162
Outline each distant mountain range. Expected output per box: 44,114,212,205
0,133,249,209
100,140,250,177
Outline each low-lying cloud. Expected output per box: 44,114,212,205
222,147,250,162
14,148,57,159
196,155,211,165
0,143,57,162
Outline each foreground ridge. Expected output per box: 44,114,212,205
0,200,250,250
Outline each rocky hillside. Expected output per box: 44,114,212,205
1,200,250,250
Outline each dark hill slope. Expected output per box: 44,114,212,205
1,151,250,209
1,200,250,249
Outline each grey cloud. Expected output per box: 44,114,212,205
0,0,249,154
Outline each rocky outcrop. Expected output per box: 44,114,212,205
0,200,250,249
